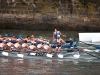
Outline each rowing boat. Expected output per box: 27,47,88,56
0,37,79,59
0,49,79,59
0,33,100,62
0,47,100,62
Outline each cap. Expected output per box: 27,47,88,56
18,34,22,39
4,34,8,37
11,34,15,37
39,36,42,38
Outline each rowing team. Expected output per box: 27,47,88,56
0,34,67,53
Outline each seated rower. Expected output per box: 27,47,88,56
23,35,31,43
17,34,23,44
7,42,15,50
21,40,29,51
37,41,44,52
37,36,44,43
14,41,24,52
0,34,4,42
18,34,23,40
30,35,36,41
55,35,65,52
10,34,17,44
30,35,37,46
3,34,10,43
43,42,52,53
0,41,10,51
29,43,38,52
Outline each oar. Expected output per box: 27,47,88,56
2,51,9,56
84,51,100,59
57,51,80,58
62,35,100,59
83,49,100,53
78,48,100,59
46,53,53,58
1,50,24,58
62,34,96,47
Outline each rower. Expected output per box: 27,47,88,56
35,36,44,46
55,35,65,52
38,36,43,42
3,34,10,43
43,42,52,53
14,41,24,52
7,42,15,51
10,34,17,44
24,35,31,43
30,35,37,46
0,34,4,42
29,43,38,52
18,34,23,39
21,40,29,51
0,40,10,51
30,35,35,40
37,41,44,52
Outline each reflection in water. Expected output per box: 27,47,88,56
73,60,79,65
1,58,8,63
0,57,100,75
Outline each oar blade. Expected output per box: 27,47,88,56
57,54,64,58
17,54,24,58
46,53,53,58
29,53,36,56
2,52,9,56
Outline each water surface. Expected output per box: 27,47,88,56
0,29,100,75
0,57,100,75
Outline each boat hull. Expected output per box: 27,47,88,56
0,50,99,62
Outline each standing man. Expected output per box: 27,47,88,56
53,29,61,42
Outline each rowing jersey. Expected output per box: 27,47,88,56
56,38,62,48
54,31,60,40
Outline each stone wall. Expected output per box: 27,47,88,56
0,0,100,31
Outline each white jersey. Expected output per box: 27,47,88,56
44,45,48,50
14,43,20,48
29,45,35,49
57,39,62,43
7,42,12,47
37,44,42,48
22,44,26,47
